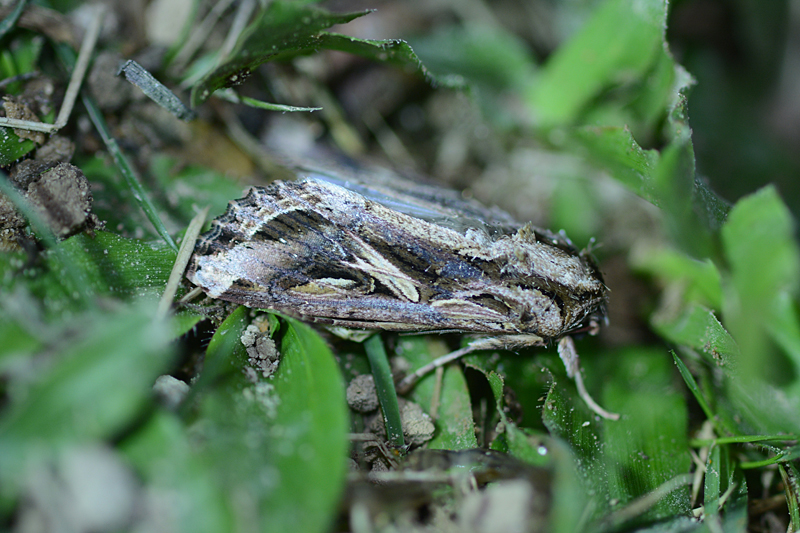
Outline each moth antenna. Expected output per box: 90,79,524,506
557,336,620,420
397,336,621,421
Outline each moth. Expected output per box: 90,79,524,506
186,166,617,419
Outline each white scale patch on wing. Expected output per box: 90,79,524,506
340,230,421,303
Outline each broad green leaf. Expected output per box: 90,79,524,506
171,311,204,339
398,337,478,450
7,232,178,317
544,347,691,526
653,136,713,257
425,367,478,450
120,411,234,533
721,186,800,382
165,310,349,533
57,232,177,297
409,24,536,91
630,245,723,309
191,2,369,106
768,292,800,381
190,2,452,107
0,127,36,166
528,0,667,127
653,303,739,366
192,305,250,393
722,378,800,435
0,300,175,506
310,33,455,88
266,318,348,533
566,125,660,203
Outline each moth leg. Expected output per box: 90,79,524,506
395,344,477,394
395,334,544,394
397,335,620,421
557,336,620,420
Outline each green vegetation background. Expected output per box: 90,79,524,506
1,0,799,532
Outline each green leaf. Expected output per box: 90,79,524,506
4,232,177,317
191,2,370,106
768,292,800,380
723,378,800,435
544,347,691,526
120,411,234,533
631,245,723,309
566,125,660,202
192,313,349,533
0,300,175,506
527,0,667,127
265,318,348,533
397,337,478,450
193,305,250,392
58,232,177,297
653,136,714,257
654,303,739,366
704,445,749,530
0,126,37,166
308,33,453,87
721,186,800,382
190,2,453,108
409,24,536,91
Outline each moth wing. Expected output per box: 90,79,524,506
187,179,514,334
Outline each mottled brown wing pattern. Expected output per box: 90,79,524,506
186,177,608,340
